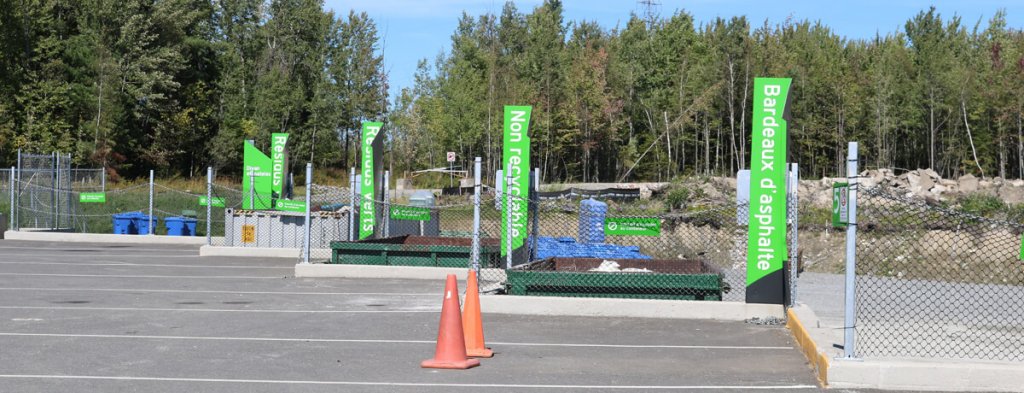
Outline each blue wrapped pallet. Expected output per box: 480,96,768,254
578,199,607,244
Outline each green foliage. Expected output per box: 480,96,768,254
958,193,1006,217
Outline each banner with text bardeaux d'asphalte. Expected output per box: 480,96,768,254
746,77,791,305
502,106,532,257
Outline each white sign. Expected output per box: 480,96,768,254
446,152,456,163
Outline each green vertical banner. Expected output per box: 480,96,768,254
502,106,532,257
270,133,289,202
359,121,383,240
747,77,792,305
832,182,849,227
242,141,273,209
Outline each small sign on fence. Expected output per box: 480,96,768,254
199,196,226,207
274,199,306,213
79,192,106,203
390,205,431,221
241,224,255,243
832,182,849,227
604,217,661,236
446,151,456,163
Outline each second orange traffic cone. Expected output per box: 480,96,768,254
421,274,480,369
462,270,494,358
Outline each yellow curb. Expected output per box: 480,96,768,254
786,308,829,386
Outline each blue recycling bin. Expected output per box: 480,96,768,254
133,214,159,235
112,213,137,234
165,216,197,236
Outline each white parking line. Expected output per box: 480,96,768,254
0,246,196,253
0,306,436,313
0,332,794,350
0,287,434,296
0,375,819,389
0,254,202,259
0,273,282,279
0,261,290,269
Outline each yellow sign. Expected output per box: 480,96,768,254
241,225,255,244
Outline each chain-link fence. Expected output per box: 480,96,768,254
854,185,1024,362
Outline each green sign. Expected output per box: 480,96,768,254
360,121,383,240
501,106,532,257
390,205,431,221
746,77,791,304
270,133,289,200
275,199,306,213
199,196,226,207
242,141,272,209
604,217,661,236
79,192,106,203
832,182,849,227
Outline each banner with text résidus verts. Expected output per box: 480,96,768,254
360,122,383,240
502,106,532,257
746,78,791,304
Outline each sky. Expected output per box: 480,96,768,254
322,0,1024,99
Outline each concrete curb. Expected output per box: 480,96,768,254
790,302,1024,392
200,246,301,259
4,230,212,245
479,296,784,321
785,306,831,385
295,263,469,280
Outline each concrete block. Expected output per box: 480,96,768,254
294,263,469,280
200,245,300,258
4,230,211,245
478,295,784,321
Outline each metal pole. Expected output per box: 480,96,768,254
302,163,313,264
148,169,154,235
15,150,21,230
348,167,356,242
789,163,800,308
101,168,106,193
531,168,540,262
505,168,513,270
382,170,390,238
248,172,255,210
206,167,213,245
471,157,482,272
842,142,859,359
54,152,59,230
9,167,14,232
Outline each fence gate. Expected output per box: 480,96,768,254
13,152,73,230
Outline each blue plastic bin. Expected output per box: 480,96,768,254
133,214,159,235
165,216,198,236
112,213,137,234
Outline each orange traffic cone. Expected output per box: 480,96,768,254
462,270,494,358
421,274,480,369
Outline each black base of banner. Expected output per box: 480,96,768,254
746,268,785,305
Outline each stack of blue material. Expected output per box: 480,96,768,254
578,198,607,244
532,236,651,260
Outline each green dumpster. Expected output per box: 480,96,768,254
506,257,725,301
330,235,501,268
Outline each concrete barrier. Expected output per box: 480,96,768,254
4,230,211,245
295,263,469,280
479,295,784,321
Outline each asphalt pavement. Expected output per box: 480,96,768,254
0,239,914,392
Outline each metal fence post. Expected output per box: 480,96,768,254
8,167,14,231
788,163,800,307
842,142,859,359
248,172,255,210
206,167,213,246
54,152,59,230
101,168,106,193
471,157,482,272
302,163,313,264
148,169,154,235
349,167,356,242
382,170,390,238
505,169,513,270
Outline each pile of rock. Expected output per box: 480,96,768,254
814,168,1024,205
